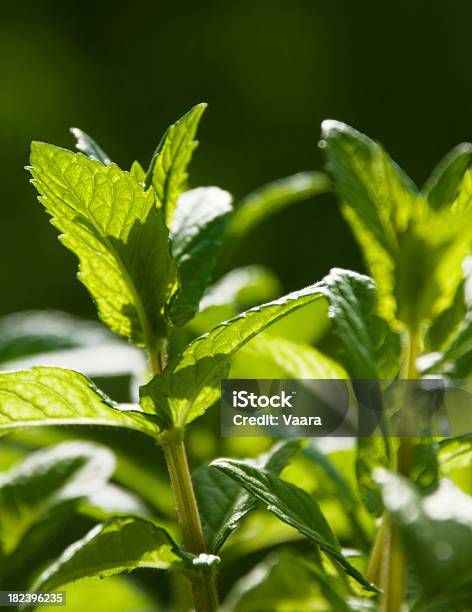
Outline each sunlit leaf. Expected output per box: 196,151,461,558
0,367,160,436
438,434,472,473
29,142,177,347
147,103,206,226
194,440,301,553
140,284,327,428
55,576,158,612
141,268,398,427
212,458,377,591
221,552,351,612
422,143,472,210
33,516,215,591
321,121,472,328
230,334,346,379
319,269,400,379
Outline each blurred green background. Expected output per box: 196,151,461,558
3,0,472,317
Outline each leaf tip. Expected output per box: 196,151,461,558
209,458,230,471
320,119,347,138
453,141,472,156
320,120,374,152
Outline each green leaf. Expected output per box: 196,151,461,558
375,469,472,597
53,576,158,612
147,103,207,226
194,440,300,553
3,342,145,382
411,440,439,493
32,516,210,591
5,427,176,516
141,268,398,427
170,187,233,326
424,280,467,354
394,218,472,330
230,334,347,379
190,266,281,334
29,142,177,347
211,458,377,592
321,120,416,257
421,257,472,374
301,441,371,548
264,299,331,345
130,160,146,183
81,483,149,520
356,437,389,517
321,121,472,328
200,266,281,312
438,434,472,473
0,441,115,559
320,119,416,324
140,284,327,428
422,316,472,377
351,382,391,518
224,171,330,243
422,143,472,210
303,441,358,510
319,268,401,379
0,312,145,380
221,551,352,612
70,128,111,165
0,311,112,364
193,469,240,554
0,367,160,436
301,441,370,549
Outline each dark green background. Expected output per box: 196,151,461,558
2,0,472,317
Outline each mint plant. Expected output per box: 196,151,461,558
1,107,471,611
316,121,472,611
0,105,366,611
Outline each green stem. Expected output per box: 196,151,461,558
367,514,388,584
404,327,419,379
160,428,218,612
148,347,218,611
148,350,162,377
379,515,405,612
147,339,168,377
380,327,420,611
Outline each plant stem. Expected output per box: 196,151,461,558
379,514,405,612
380,327,419,611
148,339,167,376
160,428,218,612
149,347,218,611
367,514,387,584
148,350,162,377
